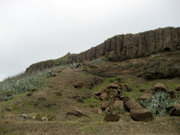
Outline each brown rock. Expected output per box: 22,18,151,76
108,89,119,98
113,100,124,109
107,83,120,89
130,109,153,121
176,86,180,91
66,110,89,118
139,93,152,100
97,108,103,114
104,114,120,122
101,101,111,110
124,84,133,92
124,99,143,112
100,92,109,100
167,104,180,116
153,83,167,92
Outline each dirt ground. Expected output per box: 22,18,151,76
0,116,179,135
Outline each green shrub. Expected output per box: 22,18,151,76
139,91,179,116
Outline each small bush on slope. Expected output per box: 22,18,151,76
139,91,180,116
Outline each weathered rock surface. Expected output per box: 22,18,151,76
104,114,120,122
66,110,89,118
130,109,153,121
124,99,143,112
167,104,180,116
139,93,153,100
69,27,180,63
153,83,167,92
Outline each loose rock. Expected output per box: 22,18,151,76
153,83,167,92
130,109,153,121
104,114,120,122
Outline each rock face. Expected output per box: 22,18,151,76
69,27,180,63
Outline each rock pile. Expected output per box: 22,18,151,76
95,82,154,122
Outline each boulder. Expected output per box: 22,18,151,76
74,82,83,89
130,109,153,121
21,114,29,119
100,92,109,100
124,84,133,92
124,99,143,112
167,91,176,99
108,89,119,98
153,83,167,92
113,100,124,109
107,83,120,89
101,101,111,110
139,93,152,100
176,86,180,91
66,110,89,118
167,104,180,116
104,114,120,122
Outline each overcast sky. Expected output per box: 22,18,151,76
0,0,180,81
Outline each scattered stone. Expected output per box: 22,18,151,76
22,114,29,119
44,103,57,108
130,109,153,121
38,97,47,101
124,99,143,112
101,101,111,110
139,89,145,92
42,117,49,121
97,108,103,114
113,100,124,109
54,92,62,96
74,82,83,89
5,107,12,112
66,110,89,118
153,83,167,92
108,89,119,98
100,92,109,100
167,91,176,99
104,114,120,122
27,92,33,97
176,86,180,92
144,88,152,93
124,84,133,92
167,104,180,116
139,93,152,100
107,83,120,89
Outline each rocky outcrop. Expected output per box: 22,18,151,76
69,27,180,62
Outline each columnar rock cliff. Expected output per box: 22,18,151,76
69,27,180,62
26,27,180,73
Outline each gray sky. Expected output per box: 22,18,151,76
0,0,180,81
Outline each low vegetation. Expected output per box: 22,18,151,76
0,63,78,101
139,91,180,116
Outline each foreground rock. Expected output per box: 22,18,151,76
139,93,152,100
124,99,143,112
167,104,180,116
104,114,120,122
153,83,167,92
130,109,153,121
66,110,89,118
